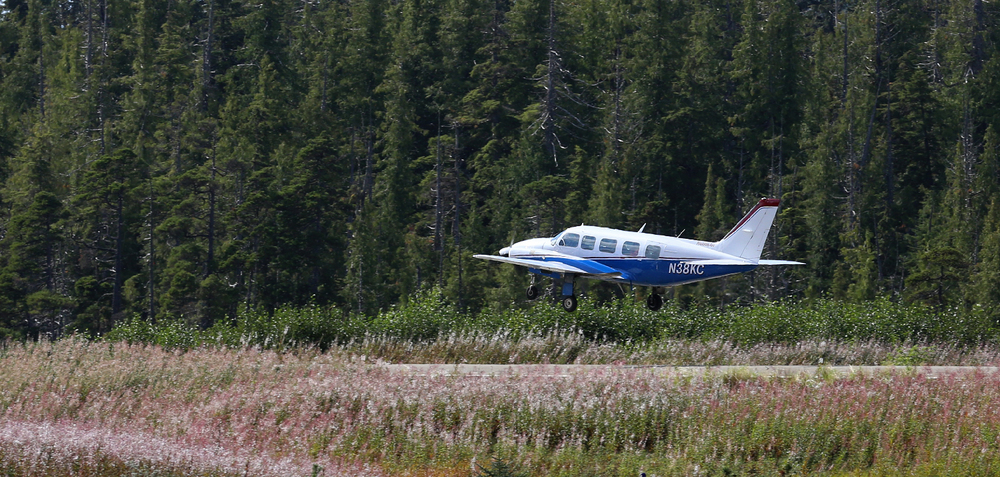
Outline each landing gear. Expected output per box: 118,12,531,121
560,274,578,312
561,295,578,312
526,285,539,300
646,292,663,311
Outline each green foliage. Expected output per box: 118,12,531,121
105,292,1000,353
883,345,936,366
473,457,529,477
973,199,1000,323
905,246,968,308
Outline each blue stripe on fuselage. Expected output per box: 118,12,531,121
523,257,757,287
594,258,756,286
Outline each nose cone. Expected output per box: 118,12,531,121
504,238,550,257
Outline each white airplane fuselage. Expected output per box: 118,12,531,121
499,225,756,287
475,198,802,311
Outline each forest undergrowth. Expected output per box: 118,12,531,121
107,292,1000,366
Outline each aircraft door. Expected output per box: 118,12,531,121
645,243,666,274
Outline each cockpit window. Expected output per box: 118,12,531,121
622,241,640,256
644,245,661,259
562,233,580,247
581,235,596,250
599,238,617,253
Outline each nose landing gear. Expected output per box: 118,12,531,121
525,273,579,311
560,274,578,312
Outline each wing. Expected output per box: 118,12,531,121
473,254,625,279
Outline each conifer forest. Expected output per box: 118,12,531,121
1,0,1000,339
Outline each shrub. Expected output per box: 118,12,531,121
104,295,1000,354
473,457,528,477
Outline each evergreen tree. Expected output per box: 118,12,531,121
0,191,69,338
662,0,736,232
972,199,1000,321
273,137,351,305
582,0,640,229
70,148,143,333
730,0,802,203
905,247,968,309
695,165,730,241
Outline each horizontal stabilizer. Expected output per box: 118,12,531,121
757,260,805,266
683,259,754,266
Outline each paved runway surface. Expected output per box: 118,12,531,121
383,364,1000,378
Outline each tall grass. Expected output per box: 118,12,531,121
3,339,1000,476
0,420,261,476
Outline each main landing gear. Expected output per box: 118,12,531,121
526,284,540,300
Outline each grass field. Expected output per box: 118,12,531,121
4,296,1000,475
3,337,1000,476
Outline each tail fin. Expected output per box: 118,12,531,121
714,198,780,261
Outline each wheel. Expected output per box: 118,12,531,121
526,285,540,300
561,295,578,312
646,293,663,311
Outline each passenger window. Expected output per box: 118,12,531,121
599,238,617,253
563,233,580,248
581,236,596,250
645,245,661,259
622,241,640,256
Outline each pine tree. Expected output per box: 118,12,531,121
0,191,69,338
730,0,802,203
972,199,1000,320
832,228,878,301
662,0,736,231
582,0,641,229
695,165,730,241
273,137,351,305
905,247,968,309
70,148,143,333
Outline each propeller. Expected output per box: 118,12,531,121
499,234,515,256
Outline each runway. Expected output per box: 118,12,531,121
383,363,1000,378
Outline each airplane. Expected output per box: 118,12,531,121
474,198,803,312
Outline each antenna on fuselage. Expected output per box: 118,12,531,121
676,229,685,238
637,223,646,233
